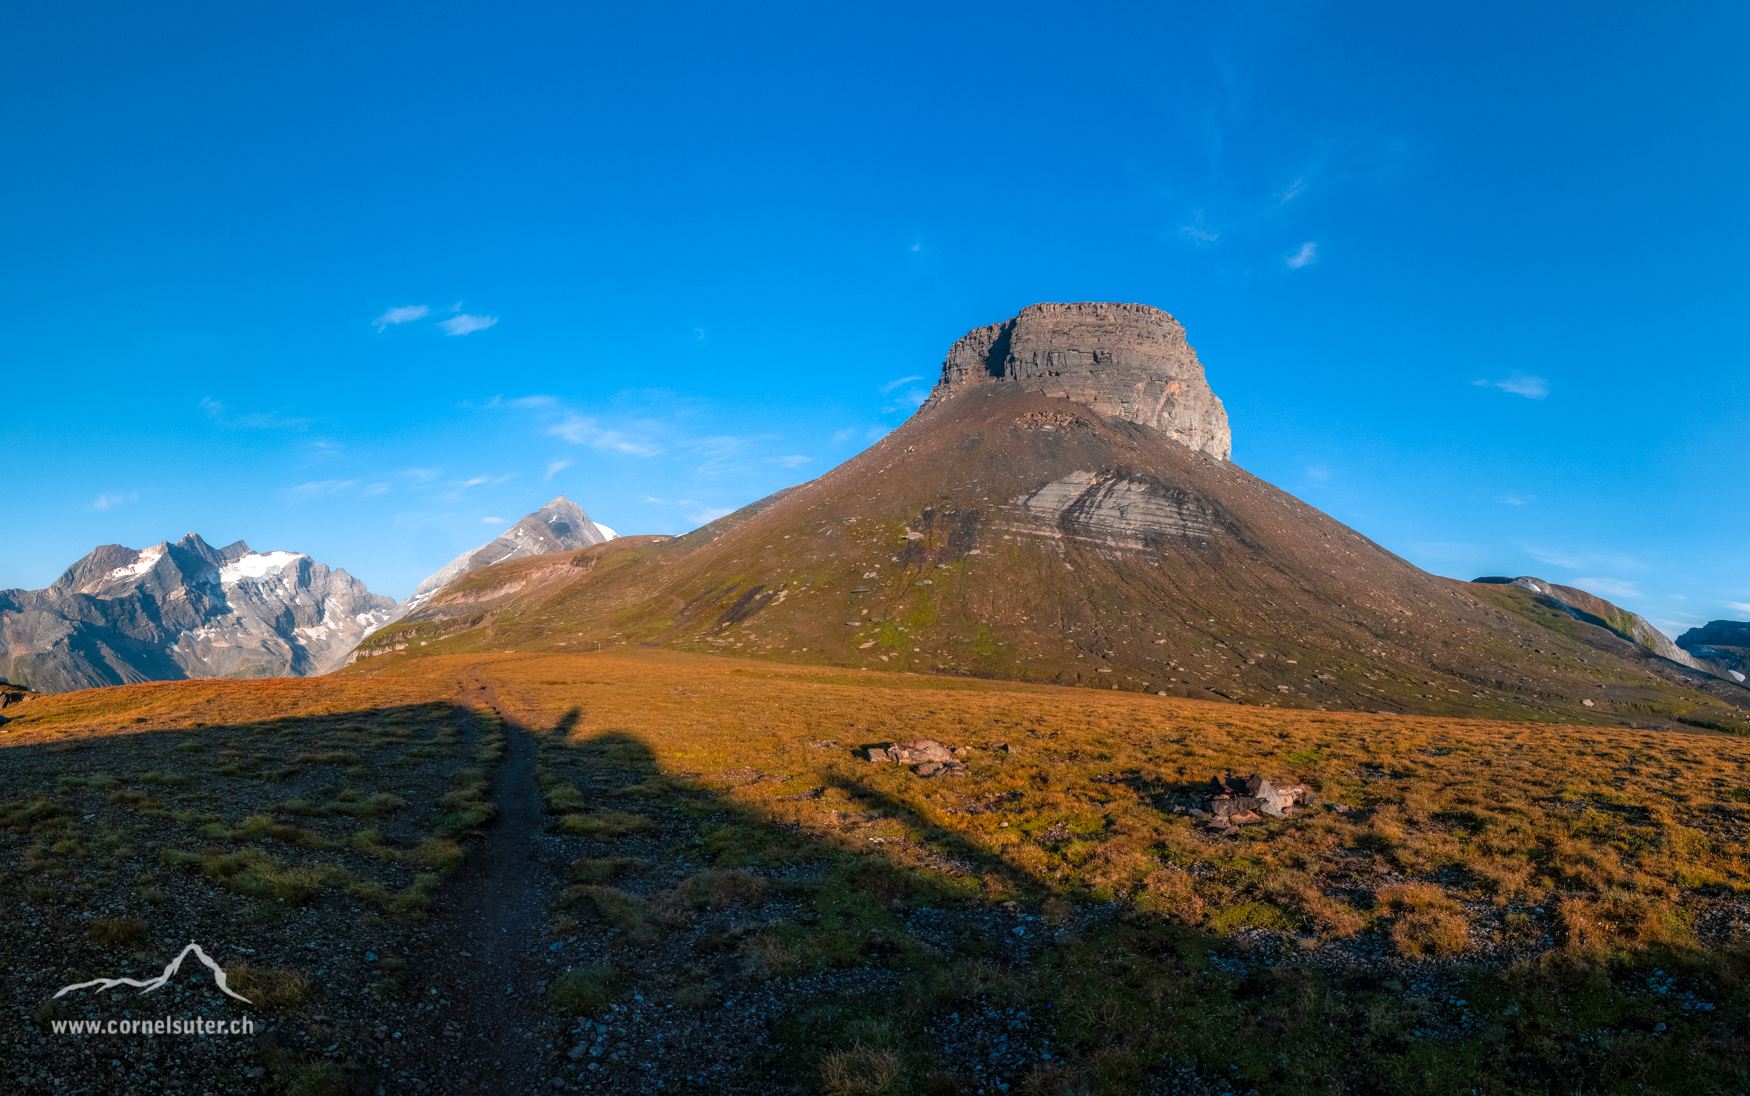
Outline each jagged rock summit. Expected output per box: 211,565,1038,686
0,533,398,693
925,302,1231,460
387,497,615,623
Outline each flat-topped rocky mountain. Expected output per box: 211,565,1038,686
348,301,1749,728
0,533,397,692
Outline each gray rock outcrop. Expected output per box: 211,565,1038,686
923,302,1231,460
0,534,399,693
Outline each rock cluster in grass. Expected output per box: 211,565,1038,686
867,738,970,777
1182,772,1316,833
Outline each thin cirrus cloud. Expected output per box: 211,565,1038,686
1473,372,1550,399
481,516,505,525
1285,241,1318,269
371,304,430,331
88,491,138,512
1574,576,1641,600
1725,601,1750,614
548,414,662,457
200,397,313,430
545,460,573,480
439,313,498,337
289,479,358,501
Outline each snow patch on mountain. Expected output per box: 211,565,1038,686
108,545,165,581
220,551,305,584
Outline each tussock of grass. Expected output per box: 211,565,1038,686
557,810,651,838
87,917,148,946
557,885,657,944
234,814,329,848
544,783,588,811
228,965,310,1011
677,868,768,908
288,751,361,765
547,963,618,1014
570,857,636,883
286,1062,346,1096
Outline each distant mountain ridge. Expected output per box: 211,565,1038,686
0,533,397,693
1471,576,1707,671
371,497,614,631
1677,620,1750,683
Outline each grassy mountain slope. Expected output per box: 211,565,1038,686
345,385,1749,731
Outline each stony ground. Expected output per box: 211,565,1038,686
3,651,1749,1096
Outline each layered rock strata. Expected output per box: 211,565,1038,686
925,302,1231,460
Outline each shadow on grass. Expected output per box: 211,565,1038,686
7,702,1750,1096
555,731,1750,1096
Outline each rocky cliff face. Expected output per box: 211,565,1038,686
382,497,615,625
925,302,1231,460
0,534,398,693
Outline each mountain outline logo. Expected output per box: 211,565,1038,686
53,940,251,1003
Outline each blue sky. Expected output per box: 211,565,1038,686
4,2,1746,636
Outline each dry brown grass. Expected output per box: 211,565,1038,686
9,646,1750,961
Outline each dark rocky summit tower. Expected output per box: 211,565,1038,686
924,302,1231,460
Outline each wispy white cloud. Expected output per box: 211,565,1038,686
200,397,313,430
372,304,430,331
439,313,498,337
1499,494,1535,506
772,455,811,468
550,415,594,445
398,467,443,482
88,491,137,512
1285,241,1318,269
1521,544,1645,574
597,432,662,457
481,516,505,525
1726,601,1750,614
289,479,359,501
1405,541,1486,562
881,376,925,394
1574,577,1641,600
1276,177,1307,205
686,507,734,525
1180,217,1219,245
362,483,390,496
545,460,572,480
1473,372,1549,399
461,476,490,488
